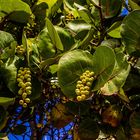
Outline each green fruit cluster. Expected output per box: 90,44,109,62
75,70,95,101
16,45,25,55
17,67,32,108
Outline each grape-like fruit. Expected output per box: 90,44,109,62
25,98,30,103
75,70,95,101
19,100,24,105
17,67,32,107
23,103,27,108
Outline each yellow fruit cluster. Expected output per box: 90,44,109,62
75,70,95,101
17,67,32,108
16,45,25,55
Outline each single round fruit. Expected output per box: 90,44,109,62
23,103,27,108
26,86,32,91
26,90,31,95
25,82,31,86
25,98,30,103
27,78,31,82
77,96,82,101
86,82,92,86
19,100,24,105
77,81,82,84
18,89,23,95
22,92,27,99
81,94,86,100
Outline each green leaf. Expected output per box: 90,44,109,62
74,3,93,24
29,77,41,101
129,0,140,10
0,0,32,23
0,106,7,131
58,50,94,98
0,97,15,107
92,46,116,91
37,28,56,59
78,118,99,140
92,0,122,18
100,53,130,95
66,20,91,33
101,0,122,18
45,18,64,51
121,10,140,55
107,22,121,38
0,31,15,49
12,125,26,135
48,0,63,18
55,26,75,51
0,62,17,93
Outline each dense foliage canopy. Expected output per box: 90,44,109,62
0,0,140,139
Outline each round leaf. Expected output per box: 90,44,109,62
0,0,32,23
101,53,130,95
92,46,115,91
121,10,140,55
58,50,94,98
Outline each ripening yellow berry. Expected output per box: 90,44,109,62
86,82,92,86
22,92,27,99
76,84,81,89
77,80,82,84
19,100,24,105
27,90,31,95
90,71,94,76
77,96,82,101
25,98,30,103
25,82,31,86
80,87,84,91
23,103,27,108
26,70,31,74
82,79,86,84
27,78,31,82
84,86,90,91
75,89,81,95
85,70,90,74
84,90,90,95
19,75,24,80
81,94,86,100
17,78,22,82
18,89,23,95
80,75,85,80
26,86,32,91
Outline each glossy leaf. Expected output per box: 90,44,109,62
0,97,15,106
0,62,17,93
107,22,121,38
92,0,122,18
129,0,140,10
55,26,75,51
74,3,93,24
58,50,94,98
45,18,64,51
29,77,41,101
101,53,130,95
121,10,140,55
92,46,115,91
0,31,15,49
0,0,32,23
12,125,27,135
37,28,56,59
